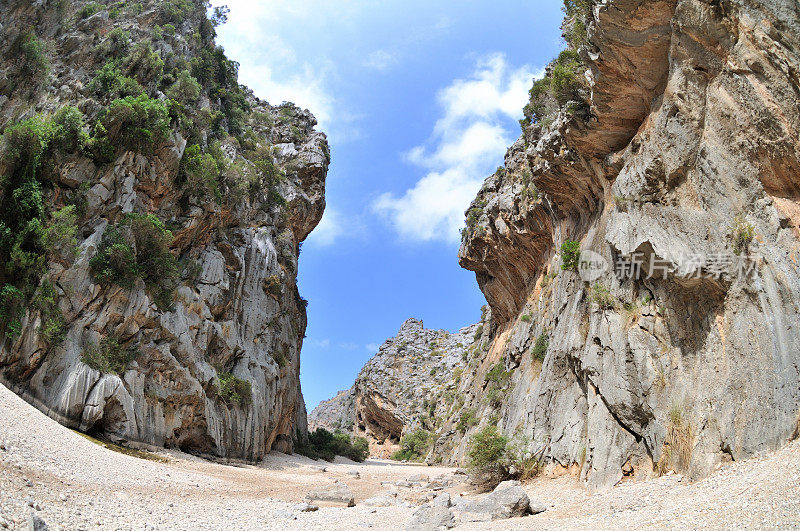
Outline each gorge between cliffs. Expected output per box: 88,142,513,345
1,0,799,528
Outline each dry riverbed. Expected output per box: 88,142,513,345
1,383,798,529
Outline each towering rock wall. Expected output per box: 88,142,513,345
0,0,328,460
455,0,800,490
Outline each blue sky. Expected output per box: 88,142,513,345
212,0,566,410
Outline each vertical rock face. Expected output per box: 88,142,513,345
0,0,327,460
457,0,800,490
309,318,480,457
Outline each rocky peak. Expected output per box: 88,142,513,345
310,318,482,458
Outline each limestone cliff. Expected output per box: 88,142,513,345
312,0,800,490
455,0,800,490
309,318,480,457
0,0,328,460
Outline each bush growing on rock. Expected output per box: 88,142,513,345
467,426,512,490
159,0,194,24
531,332,549,361
563,0,596,49
103,28,131,59
730,215,754,256
590,283,616,310
17,32,50,83
391,429,431,461
89,213,178,309
81,336,139,375
51,107,90,153
125,41,164,86
78,2,103,19
42,205,79,261
89,61,144,99
521,49,588,130
215,371,252,406
0,114,59,329
457,408,479,433
32,279,66,346
180,144,221,201
99,94,170,153
0,108,84,339
560,240,580,271
467,427,543,490
166,70,202,104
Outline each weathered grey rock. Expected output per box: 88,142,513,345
291,502,318,512
309,318,479,457
453,497,510,522
78,10,109,31
529,501,548,515
304,482,355,507
447,0,800,493
27,513,48,531
487,481,531,517
431,492,452,508
0,1,329,462
405,505,455,530
362,496,397,507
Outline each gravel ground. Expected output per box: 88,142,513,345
1,383,799,529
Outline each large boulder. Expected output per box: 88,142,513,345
487,480,533,517
453,480,541,522
406,505,455,530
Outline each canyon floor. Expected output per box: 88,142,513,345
0,383,798,530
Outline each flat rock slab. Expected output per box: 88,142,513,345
362,495,397,507
304,482,355,507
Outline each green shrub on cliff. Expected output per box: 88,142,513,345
89,61,144,99
560,239,581,271
78,2,103,19
391,429,431,461
89,213,178,309
521,49,587,130
125,41,164,86
179,144,221,201
215,371,253,406
166,70,202,104
0,115,54,330
51,107,90,153
81,336,139,375
563,0,596,49
532,332,549,361
730,215,754,256
17,32,50,83
98,94,170,154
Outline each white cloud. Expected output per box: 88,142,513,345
307,339,331,349
305,208,344,247
211,0,351,129
373,53,537,243
364,50,396,71
338,342,360,350
365,343,380,352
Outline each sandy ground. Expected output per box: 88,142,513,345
1,382,799,529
